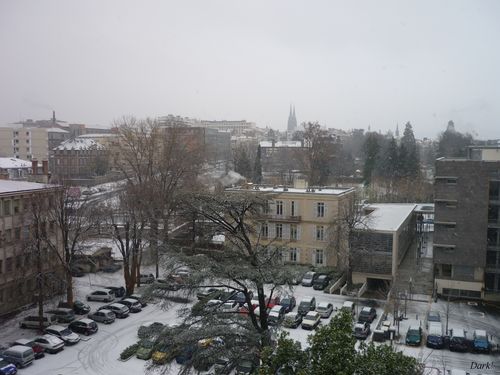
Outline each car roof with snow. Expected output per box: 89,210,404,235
304,311,319,318
317,302,331,308
47,325,66,332
360,306,372,312
300,296,314,303
79,318,94,324
98,309,113,314
110,303,126,308
342,301,354,308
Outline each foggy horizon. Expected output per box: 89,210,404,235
1,0,499,140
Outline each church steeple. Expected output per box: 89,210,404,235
287,104,297,132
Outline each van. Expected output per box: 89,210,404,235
1,345,35,368
426,322,444,349
19,314,58,329
449,328,468,352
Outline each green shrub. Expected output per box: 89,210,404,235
120,343,139,360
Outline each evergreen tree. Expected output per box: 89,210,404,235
437,121,474,157
399,122,419,177
252,145,263,184
376,136,399,178
233,146,253,178
362,132,381,184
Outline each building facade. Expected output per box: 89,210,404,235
0,180,64,317
433,146,500,301
227,185,356,267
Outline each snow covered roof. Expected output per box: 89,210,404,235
361,203,417,232
54,138,105,151
46,127,69,133
0,180,57,195
0,157,31,169
78,133,116,138
227,185,354,196
259,141,304,148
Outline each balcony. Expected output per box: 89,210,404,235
266,214,302,223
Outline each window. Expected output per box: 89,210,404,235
0,260,2,274
289,248,298,262
291,201,296,216
14,227,21,240
317,202,325,217
13,199,20,214
261,223,269,238
16,255,22,269
446,178,457,185
5,229,12,242
275,223,283,239
290,224,298,240
441,264,452,277
3,200,11,215
276,200,283,216
316,225,325,241
25,253,31,268
315,249,324,265
453,265,475,280
5,257,13,272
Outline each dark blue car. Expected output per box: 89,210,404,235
473,330,490,354
0,359,17,375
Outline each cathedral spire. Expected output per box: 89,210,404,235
287,104,297,133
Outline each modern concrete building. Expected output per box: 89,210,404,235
226,184,356,267
433,145,500,301
350,203,417,286
0,180,64,317
199,120,256,136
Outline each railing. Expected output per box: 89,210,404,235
265,214,301,222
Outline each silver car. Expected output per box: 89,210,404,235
33,334,65,354
86,289,114,302
88,309,116,324
45,325,80,345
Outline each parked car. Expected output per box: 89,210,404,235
139,273,155,284
12,339,44,359
58,300,90,315
426,311,441,329
341,301,356,317
406,325,422,346
354,322,371,340
220,301,240,313
232,291,254,306
104,286,126,298
316,302,334,318
196,288,222,300
358,307,377,323
301,311,321,330
102,263,122,273
19,314,58,329
138,322,165,339
280,296,296,313
301,271,318,287
282,312,302,328
426,322,444,349
0,359,17,375
127,294,147,307
151,342,175,365
46,308,75,323
472,329,490,353
32,335,64,354
268,305,286,326
86,290,114,302
449,328,469,352
155,277,182,291
68,319,98,336
297,297,316,316
0,345,34,368
119,298,142,313
218,290,238,302
87,309,115,324
45,325,80,345
98,303,129,318
313,274,331,290
136,339,156,360
70,266,85,278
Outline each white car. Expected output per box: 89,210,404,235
45,325,81,345
220,301,239,313
33,334,65,354
301,311,321,330
316,302,333,318
86,289,114,302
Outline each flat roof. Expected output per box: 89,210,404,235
226,185,355,196
0,157,31,169
362,203,417,232
0,180,57,195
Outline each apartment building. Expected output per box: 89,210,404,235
433,145,500,301
226,185,356,267
0,180,64,317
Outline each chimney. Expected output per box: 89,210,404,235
42,160,48,175
52,110,56,124
31,159,38,174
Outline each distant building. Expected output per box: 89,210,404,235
226,184,356,268
199,120,256,136
433,145,500,301
258,140,309,184
158,114,197,128
52,138,108,185
287,105,298,133
0,180,64,317
0,158,32,180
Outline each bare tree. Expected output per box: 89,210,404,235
151,190,306,374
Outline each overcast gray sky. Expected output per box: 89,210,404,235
1,0,499,139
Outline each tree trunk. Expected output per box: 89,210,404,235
66,269,74,305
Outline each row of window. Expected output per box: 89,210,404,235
0,248,56,275
260,223,327,241
287,248,324,266
271,200,326,218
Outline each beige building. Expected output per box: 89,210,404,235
227,185,356,267
0,180,64,317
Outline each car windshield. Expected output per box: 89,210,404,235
281,298,290,304
61,328,73,335
299,302,310,308
303,274,313,280
407,329,420,338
